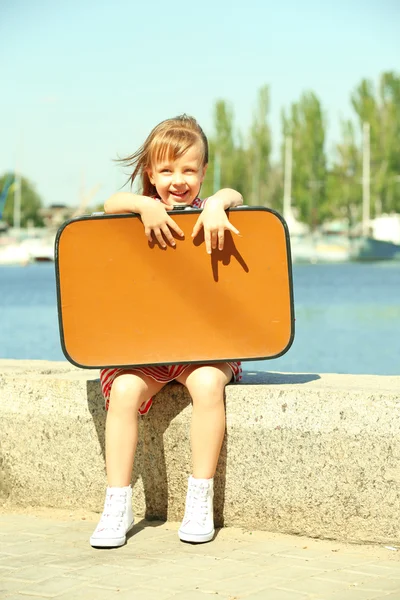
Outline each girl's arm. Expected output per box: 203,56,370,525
104,192,184,247
192,188,244,254
206,188,244,209
104,192,156,214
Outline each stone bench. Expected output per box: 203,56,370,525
1,360,399,544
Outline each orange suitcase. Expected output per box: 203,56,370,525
55,207,294,368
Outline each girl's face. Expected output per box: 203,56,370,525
147,143,207,206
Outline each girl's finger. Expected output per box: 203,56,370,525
191,217,203,238
161,225,176,247
167,216,184,237
153,228,167,248
211,231,218,250
204,230,212,254
218,229,225,251
227,222,240,235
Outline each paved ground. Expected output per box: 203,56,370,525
1,509,400,600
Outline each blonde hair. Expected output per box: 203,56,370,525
119,114,209,196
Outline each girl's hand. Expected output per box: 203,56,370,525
140,199,184,248
192,196,240,254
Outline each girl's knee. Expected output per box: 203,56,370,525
109,375,146,412
188,368,227,406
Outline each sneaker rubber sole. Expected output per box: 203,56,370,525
90,520,134,548
178,527,215,543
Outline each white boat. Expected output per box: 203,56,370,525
20,237,55,262
290,233,350,264
0,231,55,265
0,243,31,266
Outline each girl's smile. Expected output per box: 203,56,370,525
147,144,207,206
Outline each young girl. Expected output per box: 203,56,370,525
90,114,243,548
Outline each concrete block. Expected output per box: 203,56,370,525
1,360,400,544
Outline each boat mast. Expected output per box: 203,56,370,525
13,170,21,232
362,122,370,237
283,136,292,221
213,152,221,194
13,133,22,233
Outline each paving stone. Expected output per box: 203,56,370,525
0,578,33,595
60,563,128,580
0,596,46,600
195,572,285,595
2,512,400,600
291,558,354,571
246,589,308,600
232,553,326,570
0,553,58,569
2,565,70,583
57,589,135,600
258,564,331,580
89,568,180,592
134,573,212,593
1,534,48,546
4,542,64,557
105,556,170,571
317,574,400,593
274,547,340,561
279,575,358,594
354,578,400,592
18,575,87,597
41,556,98,571
98,588,175,600
317,569,383,584
313,589,387,600
351,564,400,578
0,566,17,578
169,592,231,600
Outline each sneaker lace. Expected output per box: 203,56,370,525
98,491,127,531
184,482,209,524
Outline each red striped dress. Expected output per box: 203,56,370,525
100,196,242,414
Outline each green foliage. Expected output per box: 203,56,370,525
203,100,237,198
248,85,271,205
329,120,362,226
351,71,400,215
204,88,273,206
204,71,400,226
2,72,399,229
282,91,327,228
0,172,44,227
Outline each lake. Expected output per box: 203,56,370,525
0,262,399,375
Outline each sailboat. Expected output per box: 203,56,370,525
283,137,350,263
0,172,53,264
349,123,400,261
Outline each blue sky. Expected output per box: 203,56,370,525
1,0,399,208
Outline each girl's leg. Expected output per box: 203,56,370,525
106,371,166,486
176,363,232,478
91,371,165,549
175,363,232,543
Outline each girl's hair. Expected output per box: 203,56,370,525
118,114,209,197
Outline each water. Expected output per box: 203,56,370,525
0,263,399,375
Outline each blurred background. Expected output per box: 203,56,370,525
0,0,399,374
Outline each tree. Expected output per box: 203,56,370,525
351,71,400,215
204,88,272,205
328,119,361,227
282,92,327,228
0,173,44,227
264,163,284,213
203,100,236,199
248,85,271,205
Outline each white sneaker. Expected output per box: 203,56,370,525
178,476,215,543
90,486,134,548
